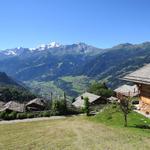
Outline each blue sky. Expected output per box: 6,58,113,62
0,0,150,49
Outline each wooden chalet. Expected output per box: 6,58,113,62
26,98,47,111
0,101,25,113
72,92,107,108
114,84,139,98
123,64,150,113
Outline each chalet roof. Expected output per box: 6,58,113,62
0,101,5,108
107,96,118,102
0,101,25,112
26,98,46,107
114,84,139,97
72,92,101,108
123,64,150,85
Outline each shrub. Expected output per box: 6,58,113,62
6,113,16,120
38,112,43,117
50,110,60,116
16,113,27,119
0,111,17,120
112,104,117,109
9,111,17,120
67,107,83,115
107,115,112,120
3,113,9,120
135,124,150,129
42,111,50,117
27,113,34,118
0,111,7,119
88,82,114,98
51,99,67,115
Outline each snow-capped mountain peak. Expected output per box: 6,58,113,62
29,42,61,51
3,50,17,56
48,42,60,48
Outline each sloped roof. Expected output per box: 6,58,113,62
0,101,25,112
114,84,139,97
72,92,101,108
26,98,46,107
0,101,5,108
107,96,118,101
123,64,150,85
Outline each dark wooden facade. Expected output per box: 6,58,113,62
137,83,150,113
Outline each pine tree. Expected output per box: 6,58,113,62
84,97,90,116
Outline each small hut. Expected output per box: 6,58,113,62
123,64,150,113
0,101,25,113
114,84,139,98
72,92,106,108
26,98,47,111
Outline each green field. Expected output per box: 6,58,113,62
0,111,150,150
24,76,94,99
60,75,92,94
91,105,150,128
24,80,64,98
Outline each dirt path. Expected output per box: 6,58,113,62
0,116,66,124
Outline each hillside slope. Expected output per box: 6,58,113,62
0,42,150,97
0,72,20,87
81,42,150,87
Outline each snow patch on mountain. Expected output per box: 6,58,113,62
29,42,61,51
4,50,17,56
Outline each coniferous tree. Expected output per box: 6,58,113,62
84,97,90,116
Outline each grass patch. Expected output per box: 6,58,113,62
24,80,64,98
90,104,150,135
0,115,150,150
60,75,92,94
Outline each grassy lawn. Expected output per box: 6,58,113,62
91,105,150,129
0,113,150,150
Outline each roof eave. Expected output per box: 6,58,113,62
121,77,150,85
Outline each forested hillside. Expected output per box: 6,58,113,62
0,42,150,98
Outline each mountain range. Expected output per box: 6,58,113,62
0,41,150,99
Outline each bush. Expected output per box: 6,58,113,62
16,113,27,119
67,107,83,115
112,104,117,109
135,124,150,129
50,110,60,116
0,111,7,119
3,113,9,120
27,113,34,118
51,99,67,115
38,112,43,117
107,115,112,120
0,111,17,120
88,82,114,98
9,112,17,120
42,111,50,117
6,113,16,120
